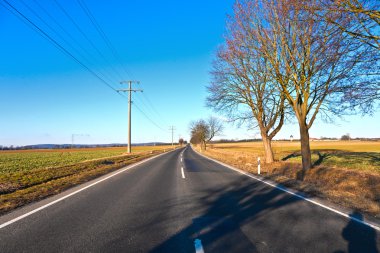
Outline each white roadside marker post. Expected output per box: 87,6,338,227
194,239,204,253
258,157,261,175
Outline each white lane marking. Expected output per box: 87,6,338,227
181,167,186,179
193,148,380,232
194,239,204,253
0,150,177,229
181,157,183,162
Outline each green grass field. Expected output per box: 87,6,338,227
0,145,175,214
0,146,171,174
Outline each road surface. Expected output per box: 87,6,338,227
1,146,379,252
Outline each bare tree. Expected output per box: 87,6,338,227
207,18,286,163
189,119,209,150
189,116,224,150
229,0,379,178
341,133,351,141
319,0,380,50
207,116,224,142
317,0,380,108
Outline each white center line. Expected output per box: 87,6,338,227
181,157,183,162
194,239,204,253
181,167,186,179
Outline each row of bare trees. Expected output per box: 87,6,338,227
189,116,224,150
207,0,379,179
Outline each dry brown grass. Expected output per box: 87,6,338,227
199,141,380,218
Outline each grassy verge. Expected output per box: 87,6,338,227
199,141,380,218
0,146,175,215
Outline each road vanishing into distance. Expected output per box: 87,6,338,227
1,146,379,253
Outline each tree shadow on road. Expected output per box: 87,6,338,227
149,176,301,252
149,174,380,253
148,177,308,252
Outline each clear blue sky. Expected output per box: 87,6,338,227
0,0,379,146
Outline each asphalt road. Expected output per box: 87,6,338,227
1,145,379,253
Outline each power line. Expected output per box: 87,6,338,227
142,91,166,122
133,103,168,133
133,95,162,123
52,0,124,82
2,0,170,140
76,0,133,79
132,81,168,126
17,0,115,85
28,0,120,84
133,95,170,134
0,2,44,40
1,0,118,93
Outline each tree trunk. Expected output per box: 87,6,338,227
299,122,312,180
261,133,274,163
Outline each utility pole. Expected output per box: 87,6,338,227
118,81,142,153
169,126,176,146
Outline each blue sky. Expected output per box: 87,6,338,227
0,0,379,146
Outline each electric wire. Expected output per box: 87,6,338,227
74,0,169,130
134,96,162,124
133,103,168,132
112,88,167,133
2,0,169,134
29,0,119,84
52,0,124,82
116,91,168,133
0,1,48,44
17,0,115,85
76,0,133,80
141,92,167,123
1,0,118,92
